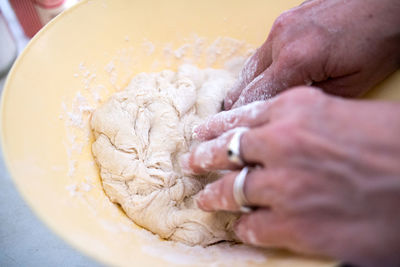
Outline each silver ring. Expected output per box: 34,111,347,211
233,167,254,213
227,129,247,167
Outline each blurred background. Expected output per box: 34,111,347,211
0,1,100,266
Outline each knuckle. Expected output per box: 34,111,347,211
278,87,324,106
266,121,296,139
275,28,326,71
271,11,295,34
277,44,311,70
277,118,303,138
284,176,310,203
265,119,307,158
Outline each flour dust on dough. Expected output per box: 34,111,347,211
91,64,240,246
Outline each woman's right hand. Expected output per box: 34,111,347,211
224,0,400,110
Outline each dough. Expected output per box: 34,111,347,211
91,64,238,246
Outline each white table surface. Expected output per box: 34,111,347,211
0,2,101,266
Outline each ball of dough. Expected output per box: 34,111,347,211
91,65,238,246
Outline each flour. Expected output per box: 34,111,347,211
142,40,155,55
66,183,78,196
60,64,103,178
62,92,93,129
206,37,248,65
239,52,259,85
195,101,267,140
104,60,118,86
174,44,191,59
67,159,77,177
158,36,254,67
58,35,268,264
192,127,248,170
105,61,115,73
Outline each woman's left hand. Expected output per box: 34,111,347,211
182,87,400,267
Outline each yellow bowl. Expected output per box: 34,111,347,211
1,0,399,266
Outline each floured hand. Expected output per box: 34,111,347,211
183,87,400,267
224,0,400,109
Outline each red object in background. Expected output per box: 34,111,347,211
9,0,65,38
34,0,65,8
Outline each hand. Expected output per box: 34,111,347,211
224,0,400,109
183,87,400,267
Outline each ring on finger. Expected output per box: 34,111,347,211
227,129,248,167
233,166,255,213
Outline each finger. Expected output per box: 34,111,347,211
185,124,275,174
232,39,322,109
196,168,288,212
197,86,326,142
194,100,271,141
312,72,368,97
224,40,273,110
184,128,249,174
234,209,295,248
196,171,241,212
231,66,275,109
232,63,311,109
230,64,275,108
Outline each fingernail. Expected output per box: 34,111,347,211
194,191,206,210
179,153,191,173
224,99,233,110
202,183,214,196
196,184,216,211
237,228,258,245
192,125,202,140
192,128,199,140
233,216,258,244
246,230,258,245
233,217,242,232
233,218,244,239
195,190,211,211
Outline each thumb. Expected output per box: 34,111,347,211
232,60,312,108
224,40,273,110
